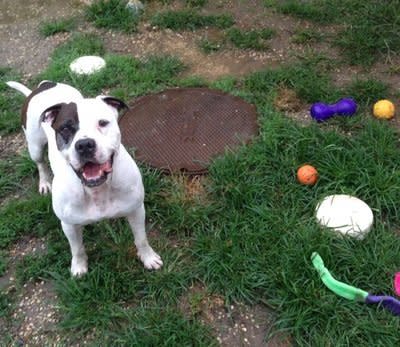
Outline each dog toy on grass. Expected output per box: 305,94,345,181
310,98,357,122
394,273,400,296
373,99,395,119
297,164,318,186
311,252,400,316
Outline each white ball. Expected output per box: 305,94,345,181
315,194,373,240
70,56,106,75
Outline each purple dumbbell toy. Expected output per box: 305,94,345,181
310,98,358,122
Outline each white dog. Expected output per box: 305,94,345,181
8,81,163,276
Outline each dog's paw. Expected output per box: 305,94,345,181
39,180,52,195
137,246,163,270
71,256,88,277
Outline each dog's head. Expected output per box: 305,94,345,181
41,96,128,187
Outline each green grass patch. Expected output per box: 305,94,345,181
243,58,340,105
85,0,139,33
34,33,105,85
344,78,389,107
176,75,208,88
47,218,205,340
39,18,76,37
291,28,324,44
35,34,184,98
243,56,389,109
0,195,57,249
186,0,207,7
226,27,275,50
335,1,400,65
15,244,70,284
0,289,14,344
271,0,400,65
0,251,7,277
151,10,234,31
198,37,224,54
194,113,400,344
0,291,11,317
0,152,36,200
273,0,343,23
0,68,24,136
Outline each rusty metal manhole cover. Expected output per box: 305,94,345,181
120,88,259,174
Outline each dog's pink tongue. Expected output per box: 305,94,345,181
83,161,112,179
83,162,102,179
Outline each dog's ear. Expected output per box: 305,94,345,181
40,103,64,125
97,96,129,117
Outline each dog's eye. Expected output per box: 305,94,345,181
98,120,109,127
59,126,70,137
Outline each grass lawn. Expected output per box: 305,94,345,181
2,0,400,345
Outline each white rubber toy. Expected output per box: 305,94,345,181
315,194,373,240
70,56,106,75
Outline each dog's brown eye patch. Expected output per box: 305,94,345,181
51,102,79,150
98,119,109,127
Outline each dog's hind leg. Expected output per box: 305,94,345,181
26,136,52,194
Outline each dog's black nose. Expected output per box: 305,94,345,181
75,138,96,158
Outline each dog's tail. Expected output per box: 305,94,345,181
6,81,32,97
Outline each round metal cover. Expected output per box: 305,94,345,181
120,88,259,174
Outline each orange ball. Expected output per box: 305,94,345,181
297,165,318,185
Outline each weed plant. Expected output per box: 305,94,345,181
39,18,76,37
291,28,324,44
85,0,139,33
151,10,234,31
226,28,275,51
198,38,224,54
0,68,24,135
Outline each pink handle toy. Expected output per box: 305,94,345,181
394,273,400,296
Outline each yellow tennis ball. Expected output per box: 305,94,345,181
373,100,395,119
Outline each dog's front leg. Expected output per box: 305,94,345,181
126,204,163,270
61,222,88,277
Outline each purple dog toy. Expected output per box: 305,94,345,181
310,98,358,122
366,295,400,316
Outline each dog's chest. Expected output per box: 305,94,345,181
57,186,139,225
84,189,133,220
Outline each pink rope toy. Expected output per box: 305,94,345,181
394,273,400,297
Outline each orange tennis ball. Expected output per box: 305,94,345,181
297,165,318,185
373,99,395,119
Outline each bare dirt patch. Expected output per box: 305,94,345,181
101,0,335,81
11,280,60,346
273,87,311,126
179,284,291,346
0,236,57,346
0,236,46,291
0,0,341,82
0,0,81,78
0,132,26,160
2,0,398,92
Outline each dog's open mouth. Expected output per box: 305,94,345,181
75,155,114,187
